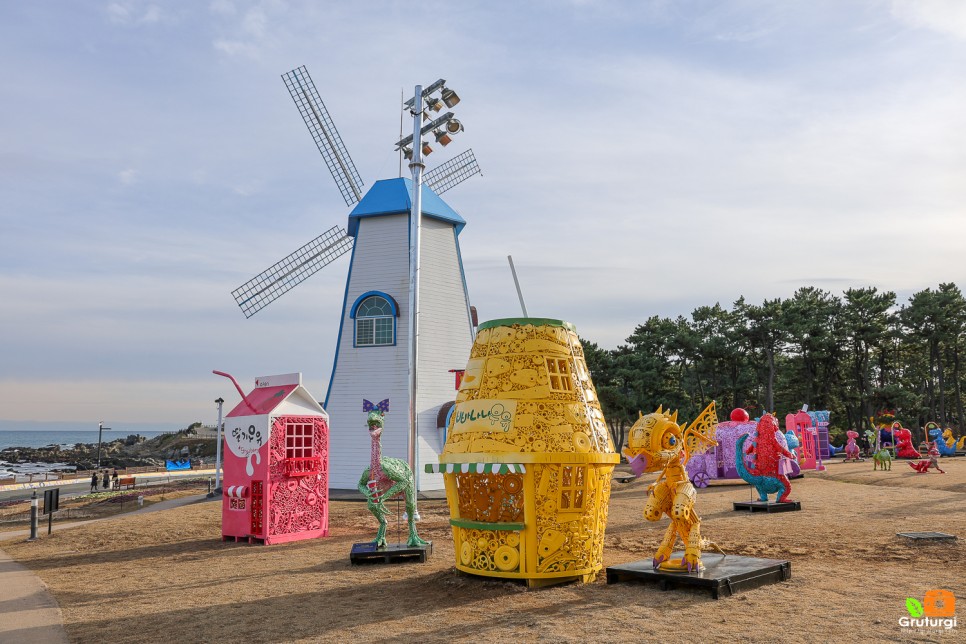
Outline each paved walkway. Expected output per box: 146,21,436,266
0,493,214,643
0,468,218,495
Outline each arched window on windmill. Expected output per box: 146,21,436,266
351,291,399,347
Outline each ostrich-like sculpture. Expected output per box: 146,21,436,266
356,399,428,548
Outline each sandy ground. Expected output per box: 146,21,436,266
2,459,964,644
0,480,213,532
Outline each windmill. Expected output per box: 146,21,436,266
231,66,482,492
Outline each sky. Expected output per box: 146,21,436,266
3,0,966,431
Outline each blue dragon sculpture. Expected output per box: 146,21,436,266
927,423,957,457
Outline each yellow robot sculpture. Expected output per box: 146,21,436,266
623,402,723,573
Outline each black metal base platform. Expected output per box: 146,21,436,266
897,531,957,542
733,500,801,513
606,552,791,599
349,542,432,564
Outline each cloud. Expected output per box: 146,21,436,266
118,168,139,185
210,0,236,16
211,5,276,58
891,0,966,39
105,2,166,26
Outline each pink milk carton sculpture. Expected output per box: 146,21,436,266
215,371,329,544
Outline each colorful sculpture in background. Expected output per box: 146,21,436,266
863,429,877,457
431,318,618,586
735,414,795,503
843,430,863,462
927,424,957,457
893,423,922,459
908,440,946,474
357,399,428,548
873,414,895,454
943,427,966,450
785,428,801,457
624,401,723,573
687,407,801,487
785,408,829,471
873,447,892,470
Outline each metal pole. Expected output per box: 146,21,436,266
214,397,224,493
96,421,103,469
28,492,38,541
95,421,109,469
407,84,424,518
507,255,529,317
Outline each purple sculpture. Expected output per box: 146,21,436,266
686,408,802,488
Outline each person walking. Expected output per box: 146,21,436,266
90,472,98,492
102,470,110,489
111,469,119,490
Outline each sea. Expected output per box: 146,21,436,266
0,428,170,480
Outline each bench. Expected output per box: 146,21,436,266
115,477,136,490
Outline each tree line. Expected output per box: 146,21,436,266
581,283,966,450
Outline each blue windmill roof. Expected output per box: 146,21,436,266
347,177,465,237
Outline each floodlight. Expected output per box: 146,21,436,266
441,87,460,108
433,129,452,146
403,146,413,160
445,118,464,134
422,142,433,156
425,96,443,112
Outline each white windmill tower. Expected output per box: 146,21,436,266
232,67,481,492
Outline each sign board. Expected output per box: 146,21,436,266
43,488,60,515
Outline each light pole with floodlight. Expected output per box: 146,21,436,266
396,80,464,519
96,421,111,469
214,397,225,493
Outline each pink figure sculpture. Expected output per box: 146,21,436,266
893,424,922,459
843,430,863,462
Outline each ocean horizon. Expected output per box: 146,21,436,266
0,429,171,451
0,428,176,480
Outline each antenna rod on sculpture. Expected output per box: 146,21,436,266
212,370,259,414
508,255,529,317
398,87,404,178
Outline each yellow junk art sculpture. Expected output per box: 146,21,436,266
623,402,723,572
427,318,619,587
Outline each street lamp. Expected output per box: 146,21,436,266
214,397,225,493
398,79,465,520
95,421,111,469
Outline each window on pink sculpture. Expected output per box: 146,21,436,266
285,422,314,460
283,420,321,477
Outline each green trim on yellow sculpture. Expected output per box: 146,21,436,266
477,317,577,333
450,518,525,531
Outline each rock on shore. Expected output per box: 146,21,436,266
0,428,217,471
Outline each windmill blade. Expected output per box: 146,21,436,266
232,226,354,318
283,66,365,207
424,149,482,194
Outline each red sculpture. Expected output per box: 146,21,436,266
892,423,921,459
908,441,946,474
